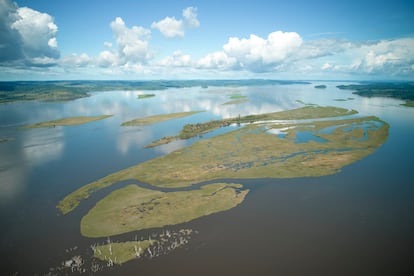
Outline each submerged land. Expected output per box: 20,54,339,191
23,115,112,128
94,240,154,265
93,229,194,265
58,105,388,216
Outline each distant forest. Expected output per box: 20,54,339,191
0,80,307,103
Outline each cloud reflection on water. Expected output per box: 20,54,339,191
22,128,65,166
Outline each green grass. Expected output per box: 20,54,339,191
81,183,248,237
23,115,112,128
57,107,388,215
121,111,204,126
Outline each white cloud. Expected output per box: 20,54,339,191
305,38,414,78
0,0,59,66
152,6,199,38
158,50,193,67
297,39,353,60
61,53,91,67
48,37,58,48
1,1,413,81
151,16,184,38
11,7,59,59
222,31,302,71
110,17,152,63
322,63,332,70
183,7,200,28
97,17,152,68
197,51,237,70
104,41,113,48
98,50,118,67
358,38,414,73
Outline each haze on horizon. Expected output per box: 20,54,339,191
1,0,413,81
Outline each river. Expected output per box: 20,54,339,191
0,82,413,275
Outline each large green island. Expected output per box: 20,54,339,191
58,106,388,215
56,105,389,266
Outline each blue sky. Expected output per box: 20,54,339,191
1,0,414,80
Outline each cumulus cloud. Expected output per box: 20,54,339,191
321,63,332,70
157,50,193,67
182,7,200,28
357,38,414,74
111,17,152,63
221,31,302,72
151,6,199,38
2,1,413,80
197,51,237,70
0,0,24,62
61,53,91,68
299,38,414,78
97,17,152,67
0,0,59,67
151,16,183,38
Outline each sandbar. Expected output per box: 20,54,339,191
121,111,204,126
23,115,112,128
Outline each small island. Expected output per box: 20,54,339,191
334,98,355,101
0,137,14,143
314,85,327,89
121,111,204,126
222,94,249,105
402,101,414,107
137,93,155,99
23,115,112,128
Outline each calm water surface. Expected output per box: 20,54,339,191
0,83,413,275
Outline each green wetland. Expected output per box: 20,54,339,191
0,81,413,275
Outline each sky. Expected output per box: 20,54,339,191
1,0,414,80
